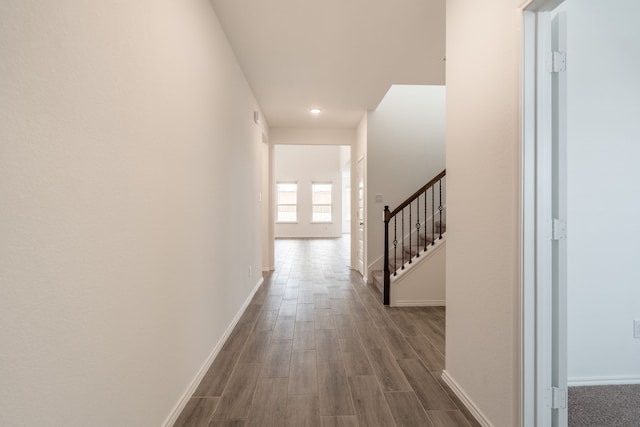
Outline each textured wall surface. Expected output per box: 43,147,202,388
444,1,525,425
0,1,267,425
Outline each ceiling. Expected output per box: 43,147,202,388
209,0,445,129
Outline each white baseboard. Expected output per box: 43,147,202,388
275,235,342,239
393,299,445,307
441,370,493,427
568,376,640,386
163,277,264,427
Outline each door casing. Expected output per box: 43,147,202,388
522,1,568,426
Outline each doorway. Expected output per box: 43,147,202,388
523,1,640,426
356,157,365,277
523,2,567,425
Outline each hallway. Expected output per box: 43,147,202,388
175,237,478,427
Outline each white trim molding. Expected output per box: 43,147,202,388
163,277,265,427
393,299,445,307
568,376,640,387
441,370,493,427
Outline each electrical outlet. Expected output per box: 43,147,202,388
634,320,640,339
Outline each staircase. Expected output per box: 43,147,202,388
374,169,446,305
372,220,446,294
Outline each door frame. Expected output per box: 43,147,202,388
522,0,567,426
356,156,366,278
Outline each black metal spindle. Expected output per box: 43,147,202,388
424,189,428,251
442,178,446,230
401,209,405,269
408,203,412,264
415,196,420,258
393,216,398,276
431,186,435,246
439,180,443,240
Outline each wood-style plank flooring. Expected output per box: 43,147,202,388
174,237,480,427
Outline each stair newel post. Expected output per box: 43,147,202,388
438,179,443,240
383,205,391,306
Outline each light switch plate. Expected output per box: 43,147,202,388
634,320,640,339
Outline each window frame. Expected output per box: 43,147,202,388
276,181,298,223
311,181,333,223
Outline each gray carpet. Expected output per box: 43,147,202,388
569,385,640,427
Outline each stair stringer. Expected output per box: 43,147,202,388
389,239,445,307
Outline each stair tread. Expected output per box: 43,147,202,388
404,240,442,257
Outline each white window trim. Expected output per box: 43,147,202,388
311,181,333,224
276,181,298,223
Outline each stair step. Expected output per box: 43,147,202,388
391,232,439,254
418,224,446,241
418,234,436,245
403,235,443,257
386,224,446,272
404,242,429,258
388,256,407,271
381,222,447,287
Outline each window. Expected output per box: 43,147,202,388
312,182,332,222
277,182,297,222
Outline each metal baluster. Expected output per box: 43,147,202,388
439,179,443,240
431,186,435,246
393,216,398,276
401,209,405,269
408,203,412,264
442,178,446,231
415,196,420,258
424,189,428,251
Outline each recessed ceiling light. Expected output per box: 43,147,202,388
310,108,322,115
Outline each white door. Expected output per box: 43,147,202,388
357,157,365,276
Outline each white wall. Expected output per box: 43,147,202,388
565,0,640,384
390,241,446,307
0,2,267,426
444,1,526,426
271,127,356,146
366,85,446,279
274,145,343,238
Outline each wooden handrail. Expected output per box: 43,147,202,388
385,169,446,221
